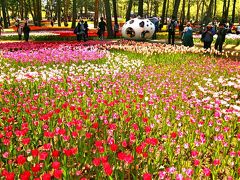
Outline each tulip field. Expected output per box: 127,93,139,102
0,40,239,180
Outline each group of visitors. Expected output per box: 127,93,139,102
167,18,238,53
74,17,115,41
16,22,31,41
74,20,89,42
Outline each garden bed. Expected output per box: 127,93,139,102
0,41,239,179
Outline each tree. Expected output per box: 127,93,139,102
126,0,133,21
71,0,77,28
231,0,237,23
222,0,230,21
138,0,144,17
153,0,159,16
112,0,118,24
180,0,186,24
57,0,61,26
186,0,191,21
172,0,181,19
1,0,8,28
161,0,167,26
195,0,203,22
205,0,214,23
94,0,99,28
103,0,113,38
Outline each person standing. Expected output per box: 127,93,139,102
113,22,119,38
167,19,177,45
98,17,106,40
202,24,214,49
23,23,31,42
84,21,89,38
74,22,81,41
17,24,23,40
0,24,3,36
214,23,227,53
74,21,86,42
182,22,194,47
51,19,54,27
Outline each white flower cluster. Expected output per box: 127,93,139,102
193,75,240,117
0,53,144,83
1,31,58,37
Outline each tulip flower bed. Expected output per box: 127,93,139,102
1,27,122,41
0,41,240,179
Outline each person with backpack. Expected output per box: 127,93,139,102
214,22,227,53
201,24,214,49
168,19,177,45
182,22,194,47
23,23,30,42
74,21,86,42
98,17,106,40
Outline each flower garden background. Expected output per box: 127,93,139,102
0,37,240,179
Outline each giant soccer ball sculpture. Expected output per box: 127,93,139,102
122,17,155,40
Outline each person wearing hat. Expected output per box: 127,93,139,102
201,24,214,49
182,22,194,47
214,22,227,53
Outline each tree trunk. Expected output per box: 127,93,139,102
147,0,150,17
19,0,24,19
231,0,236,23
112,0,118,24
213,0,217,18
166,0,169,22
153,0,159,16
181,0,186,24
201,0,205,22
222,0,226,21
94,0,99,28
5,0,10,26
37,0,42,26
103,0,113,38
28,0,35,23
71,0,77,28
24,0,28,19
202,0,212,24
206,0,214,22
57,0,61,26
225,0,230,21
150,0,153,17
161,0,167,26
138,0,144,17
172,0,181,19
126,0,133,21
195,0,201,22
1,0,9,28
186,0,190,21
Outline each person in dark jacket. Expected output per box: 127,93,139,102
202,24,214,49
98,17,106,40
23,23,30,42
84,21,89,38
167,19,177,45
74,21,86,42
214,23,227,53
